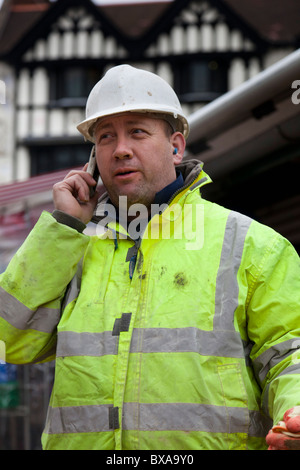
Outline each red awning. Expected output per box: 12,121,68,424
0,167,81,208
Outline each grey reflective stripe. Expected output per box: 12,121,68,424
44,402,270,438
253,338,300,385
56,327,249,359
214,211,252,331
131,327,247,358
123,402,270,437
61,259,83,311
44,404,112,434
56,331,118,357
0,286,61,334
262,362,300,417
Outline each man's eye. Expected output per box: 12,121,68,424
99,133,112,141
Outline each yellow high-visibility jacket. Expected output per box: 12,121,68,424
0,161,300,450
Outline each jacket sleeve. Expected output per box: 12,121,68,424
247,229,300,425
0,211,90,364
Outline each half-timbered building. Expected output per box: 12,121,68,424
0,0,296,183
0,0,299,450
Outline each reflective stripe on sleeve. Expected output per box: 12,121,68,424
262,362,300,417
0,286,61,333
252,337,300,385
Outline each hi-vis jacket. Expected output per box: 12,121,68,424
0,161,300,450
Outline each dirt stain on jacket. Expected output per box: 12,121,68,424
174,272,188,287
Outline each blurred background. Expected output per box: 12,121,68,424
0,0,299,449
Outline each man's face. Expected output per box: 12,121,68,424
94,113,184,210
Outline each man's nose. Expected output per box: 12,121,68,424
113,137,133,159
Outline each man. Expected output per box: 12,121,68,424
1,65,300,450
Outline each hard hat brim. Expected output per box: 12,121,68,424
77,106,189,143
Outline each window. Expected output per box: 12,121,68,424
176,59,228,103
50,67,102,103
30,144,92,176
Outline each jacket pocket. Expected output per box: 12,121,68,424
217,363,249,444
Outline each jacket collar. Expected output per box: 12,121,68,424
91,159,211,225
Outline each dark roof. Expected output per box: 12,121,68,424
0,1,49,55
226,0,300,43
0,0,299,58
101,2,171,38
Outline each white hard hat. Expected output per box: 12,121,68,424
77,64,189,142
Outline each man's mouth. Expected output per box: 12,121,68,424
114,169,138,179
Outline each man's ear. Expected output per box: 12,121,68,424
171,132,186,164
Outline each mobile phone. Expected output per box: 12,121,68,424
86,146,100,197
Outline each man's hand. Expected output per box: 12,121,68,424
266,407,300,450
53,165,100,224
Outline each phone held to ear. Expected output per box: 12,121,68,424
86,146,100,197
